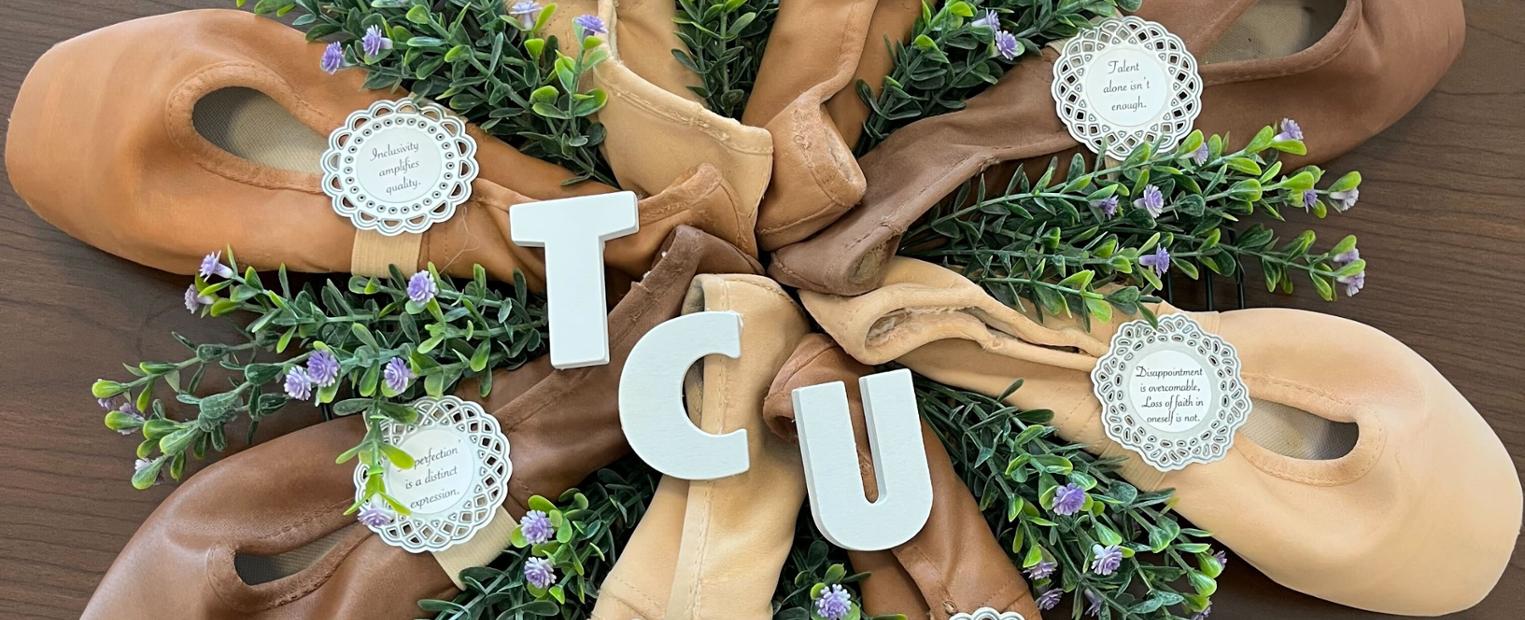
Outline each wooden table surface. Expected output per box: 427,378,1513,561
0,1,1521,618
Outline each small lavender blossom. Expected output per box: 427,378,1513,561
362,25,392,57
508,1,541,29
1090,544,1123,576
113,402,145,436
1140,245,1172,277
994,30,1020,61
574,14,607,38
1337,271,1365,297
320,41,345,74
306,350,341,387
523,556,556,589
1026,559,1058,581
199,251,235,280
1093,195,1119,218
814,584,852,620
521,510,555,544
1276,118,1303,142
1330,188,1359,212
357,502,394,527
407,270,437,304
383,357,413,393
1191,142,1210,165
1084,589,1103,617
1300,188,1320,210
1333,247,1360,267
1213,549,1229,567
283,367,314,401
1035,588,1063,611
972,9,1000,30
184,285,215,314
1135,184,1164,218
1192,604,1213,620
98,397,122,411
1052,483,1086,516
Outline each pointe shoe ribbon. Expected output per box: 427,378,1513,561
771,0,1468,295
799,257,1521,616
5,9,758,287
762,335,1042,620
80,227,761,620
592,274,809,620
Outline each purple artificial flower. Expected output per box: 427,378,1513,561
98,396,123,411
1035,588,1063,611
574,14,607,38
1090,544,1123,576
1134,184,1164,218
1276,118,1303,142
972,9,1000,30
1337,271,1365,297
306,350,341,387
383,357,413,393
814,584,852,620
184,285,215,314
1093,195,1120,218
320,41,345,75
407,270,438,304
521,510,556,544
112,401,145,436
1140,245,1171,277
283,367,314,401
524,556,556,589
508,1,541,29
1330,188,1359,212
1052,483,1086,516
357,502,394,527
1191,142,1210,166
1026,559,1058,581
1084,589,1103,617
199,250,234,280
1191,604,1213,620
1300,188,1320,210
994,30,1020,61
1213,549,1229,568
362,25,392,57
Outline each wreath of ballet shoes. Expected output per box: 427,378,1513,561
771,0,1468,295
591,275,809,619
763,335,1042,620
5,9,760,287
800,257,1521,616
81,227,761,620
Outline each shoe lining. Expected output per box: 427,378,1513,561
234,529,350,585
1203,0,1346,64
192,87,328,173
1241,398,1358,460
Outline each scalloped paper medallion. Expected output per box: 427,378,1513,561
951,608,1026,620
354,396,510,553
1052,16,1202,160
1090,315,1250,472
321,98,478,236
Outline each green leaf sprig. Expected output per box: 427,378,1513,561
900,124,1366,329
242,0,616,185
95,252,546,511
857,0,1135,153
917,377,1223,620
772,529,904,620
672,0,780,118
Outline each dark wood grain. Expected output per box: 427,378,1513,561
0,1,1521,618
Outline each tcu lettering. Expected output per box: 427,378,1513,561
509,193,933,551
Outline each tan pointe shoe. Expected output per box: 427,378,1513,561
801,257,1521,616
592,274,809,619
79,227,760,620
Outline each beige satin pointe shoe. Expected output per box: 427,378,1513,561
800,257,1520,616
763,335,1042,620
5,9,757,286
78,227,761,620
771,0,1468,295
591,274,809,619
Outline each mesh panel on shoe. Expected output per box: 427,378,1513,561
1241,398,1359,461
192,87,328,173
